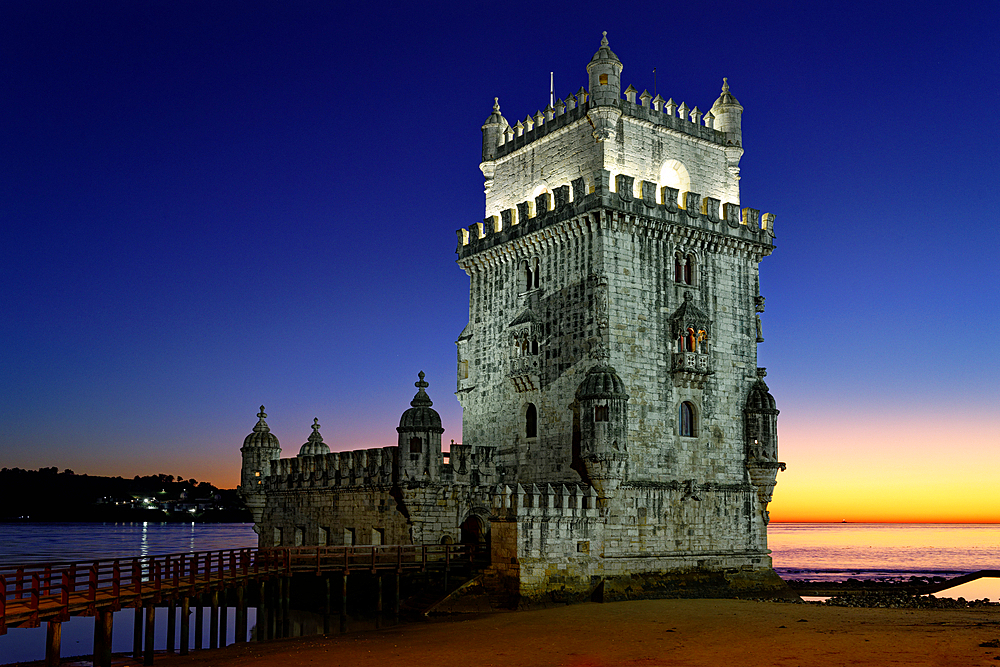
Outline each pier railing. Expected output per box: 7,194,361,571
0,543,478,634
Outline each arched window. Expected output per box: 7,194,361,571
594,405,609,422
686,327,697,352
409,437,422,453
525,403,537,438
523,261,533,291
674,252,694,285
679,402,696,437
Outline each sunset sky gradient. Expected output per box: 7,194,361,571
3,1,997,522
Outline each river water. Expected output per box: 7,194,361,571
1,522,997,664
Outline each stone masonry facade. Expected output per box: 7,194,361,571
239,34,786,602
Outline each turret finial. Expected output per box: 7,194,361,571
311,417,320,433
722,77,729,93
493,97,500,112
601,31,608,46
257,406,267,420
410,371,433,408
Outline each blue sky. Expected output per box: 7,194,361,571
3,1,997,517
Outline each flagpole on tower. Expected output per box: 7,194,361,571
550,72,554,107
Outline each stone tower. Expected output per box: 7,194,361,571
457,34,787,600
239,406,282,529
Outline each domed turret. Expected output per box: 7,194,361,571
575,364,629,502
744,368,784,525
710,78,743,145
586,31,623,106
397,372,445,482
398,371,443,431
481,97,509,162
243,405,280,449
298,418,330,457
239,406,282,529
585,32,625,142
576,364,628,400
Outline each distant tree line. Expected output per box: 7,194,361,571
0,467,251,522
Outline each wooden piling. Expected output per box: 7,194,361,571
92,609,113,667
45,620,61,667
166,600,176,653
194,595,204,650
281,577,290,638
257,580,267,641
209,590,219,649
219,591,228,647
132,607,142,660
339,573,348,634
235,585,247,643
143,603,154,666
322,576,331,635
393,572,400,623
179,597,190,656
375,575,383,629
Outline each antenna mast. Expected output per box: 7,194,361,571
550,72,554,107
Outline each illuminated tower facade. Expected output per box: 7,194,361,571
456,33,787,599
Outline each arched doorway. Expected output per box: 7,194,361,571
460,514,487,546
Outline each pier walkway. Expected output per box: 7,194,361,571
0,544,477,667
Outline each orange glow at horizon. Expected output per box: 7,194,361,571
767,407,1000,524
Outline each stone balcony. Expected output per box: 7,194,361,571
671,351,713,388
508,355,541,392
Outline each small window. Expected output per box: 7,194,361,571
293,526,304,547
680,402,696,437
674,252,694,285
273,527,283,547
594,405,609,422
318,527,329,546
344,528,355,546
410,437,422,453
526,403,538,438
371,528,384,546
599,73,608,85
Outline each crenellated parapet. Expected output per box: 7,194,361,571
457,168,775,261
486,87,737,163
491,483,601,520
264,446,397,491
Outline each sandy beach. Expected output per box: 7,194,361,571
131,599,1000,667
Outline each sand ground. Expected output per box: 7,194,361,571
126,599,1000,667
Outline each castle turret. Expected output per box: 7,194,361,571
586,31,622,105
710,78,743,146
586,32,624,141
396,371,444,483
297,418,330,457
239,406,281,529
480,98,508,196
575,363,629,502
481,98,507,162
745,368,784,524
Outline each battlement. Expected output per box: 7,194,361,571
257,442,498,491
487,90,733,163
265,446,397,490
491,483,601,520
457,168,774,260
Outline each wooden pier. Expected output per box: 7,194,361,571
0,544,477,667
